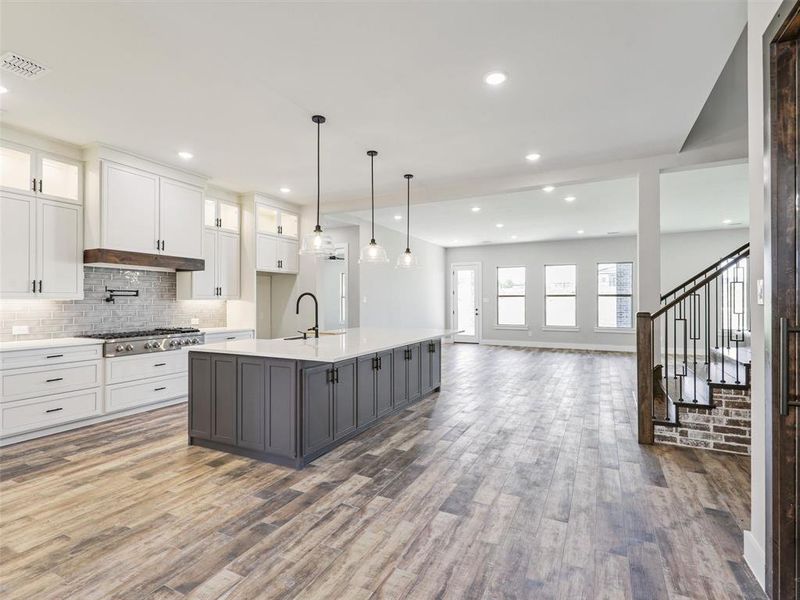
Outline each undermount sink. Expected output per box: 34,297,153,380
283,330,346,341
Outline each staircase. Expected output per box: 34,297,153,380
636,243,751,452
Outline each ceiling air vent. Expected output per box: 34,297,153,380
0,52,48,80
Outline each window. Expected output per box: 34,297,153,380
497,266,526,326
545,264,577,327
597,262,633,328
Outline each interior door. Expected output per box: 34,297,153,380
102,161,159,254
451,263,481,343
217,231,240,299
159,178,203,258
0,192,36,298
36,199,82,298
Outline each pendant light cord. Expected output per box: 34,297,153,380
406,176,411,251
316,119,321,229
371,152,375,241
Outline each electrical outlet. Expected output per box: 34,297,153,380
12,325,29,335
191,318,200,325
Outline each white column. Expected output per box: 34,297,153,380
636,166,661,315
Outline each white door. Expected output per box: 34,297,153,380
217,231,240,298
278,238,298,273
0,193,36,298
256,233,278,271
451,263,481,343
37,199,82,298
102,162,159,253
0,144,35,195
38,153,81,204
193,229,218,299
159,178,203,258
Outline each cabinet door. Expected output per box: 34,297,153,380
279,211,299,238
430,340,441,390
189,353,212,440
278,238,299,273
102,161,159,253
357,355,377,427
211,355,237,445
237,357,265,451
420,341,432,394
192,229,218,299
218,200,240,234
266,360,296,458
217,232,240,299
0,193,36,298
392,347,408,408
256,203,279,235
376,351,394,417
303,363,333,455
333,359,357,439
256,233,278,271
204,198,217,228
159,178,203,259
0,144,35,195
38,153,81,203
36,199,82,298
407,344,421,403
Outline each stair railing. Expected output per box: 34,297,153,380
636,247,750,444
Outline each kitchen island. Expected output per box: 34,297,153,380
187,328,456,468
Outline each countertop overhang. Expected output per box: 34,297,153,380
190,327,459,363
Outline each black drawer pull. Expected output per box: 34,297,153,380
226,337,236,340
154,386,167,391
45,377,63,383
153,363,166,367
45,354,64,359
45,407,63,413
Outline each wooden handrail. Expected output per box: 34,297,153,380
659,242,750,302
652,249,749,320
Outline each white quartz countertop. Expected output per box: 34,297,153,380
200,327,255,335
0,337,103,352
191,327,459,363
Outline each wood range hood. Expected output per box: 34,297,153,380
83,248,205,272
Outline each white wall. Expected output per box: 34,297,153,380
358,223,446,329
445,229,749,351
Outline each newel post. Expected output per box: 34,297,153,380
636,311,654,444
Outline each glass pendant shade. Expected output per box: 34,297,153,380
359,239,389,263
396,248,418,269
300,225,334,256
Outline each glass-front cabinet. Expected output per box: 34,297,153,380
255,199,299,274
205,196,240,234
256,200,298,239
0,142,81,203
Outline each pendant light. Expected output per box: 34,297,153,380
396,174,419,269
359,150,389,264
300,115,335,256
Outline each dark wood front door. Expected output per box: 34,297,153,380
768,3,800,597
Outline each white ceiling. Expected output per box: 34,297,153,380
331,162,749,247
0,1,745,205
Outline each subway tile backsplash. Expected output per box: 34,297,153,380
0,267,226,342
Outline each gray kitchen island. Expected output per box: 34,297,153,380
187,328,456,468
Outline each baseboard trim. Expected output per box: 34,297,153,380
743,530,766,592
480,338,635,353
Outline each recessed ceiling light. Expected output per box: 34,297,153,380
525,153,541,162
542,185,555,193
577,229,585,235
394,214,403,220
564,196,576,202
0,86,7,95
511,235,518,240
722,218,732,225
279,187,291,194
496,223,504,228
471,207,481,212
177,151,193,160
484,71,507,86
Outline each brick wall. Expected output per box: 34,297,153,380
654,387,751,455
0,267,226,342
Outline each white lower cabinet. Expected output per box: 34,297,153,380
1,389,102,436
203,329,254,344
1,360,102,402
177,228,240,300
105,350,187,385
105,372,187,413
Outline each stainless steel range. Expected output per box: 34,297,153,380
81,327,205,357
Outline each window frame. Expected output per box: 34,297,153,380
595,261,634,331
543,263,579,330
496,265,527,328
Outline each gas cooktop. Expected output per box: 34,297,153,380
80,327,204,357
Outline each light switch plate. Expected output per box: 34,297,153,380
12,325,29,335
191,318,200,325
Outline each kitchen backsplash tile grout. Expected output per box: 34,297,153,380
0,267,226,342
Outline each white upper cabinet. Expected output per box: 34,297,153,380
205,196,240,234
256,233,278,271
279,211,299,239
0,191,83,300
177,228,240,300
159,178,203,259
204,198,217,228
217,231,240,298
257,204,279,235
278,238,299,273
190,229,218,299
103,162,160,254
0,142,81,203
254,199,300,274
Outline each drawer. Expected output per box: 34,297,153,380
204,330,254,344
1,361,102,402
106,350,188,385
1,388,102,436
106,373,187,413
0,344,103,370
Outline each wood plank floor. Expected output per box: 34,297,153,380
0,344,764,599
